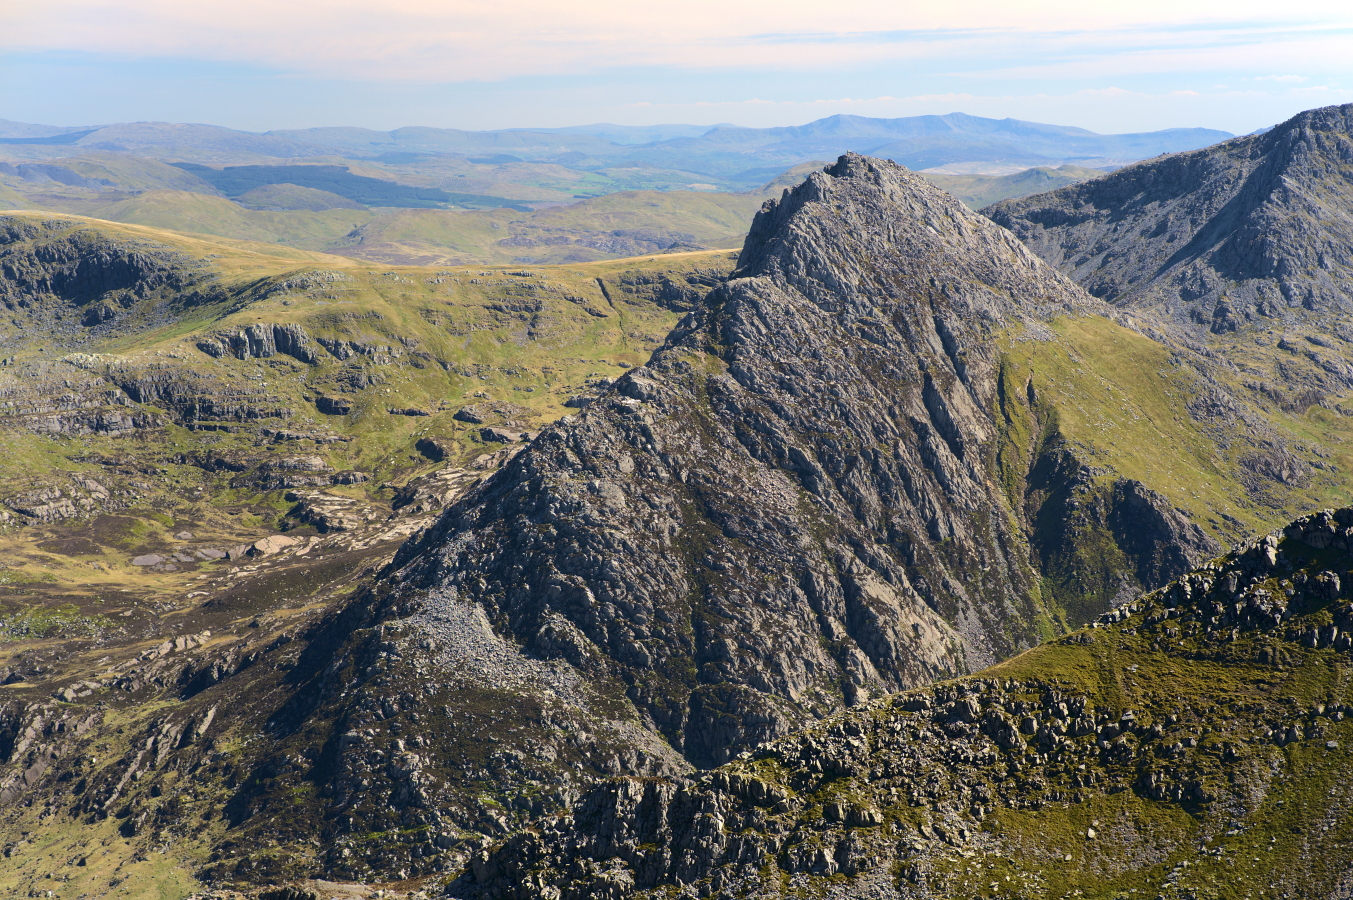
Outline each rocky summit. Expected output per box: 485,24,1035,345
403,153,1104,722
377,153,1102,760
229,153,1245,882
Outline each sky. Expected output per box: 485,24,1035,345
1,0,1351,135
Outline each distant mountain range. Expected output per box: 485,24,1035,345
0,113,1233,182
0,111,1237,268
5,101,1353,900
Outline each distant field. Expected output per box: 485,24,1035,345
1,149,1106,266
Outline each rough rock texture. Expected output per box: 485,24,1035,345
984,103,1353,337
187,154,1151,883
0,215,217,337
380,154,1105,769
455,508,1353,900
1021,444,1223,622
196,323,319,363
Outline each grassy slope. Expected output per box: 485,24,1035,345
53,153,223,193
30,190,374,249
338,190,762,266
235,183,367,211
11,188,760,265
0,208,733,636
1005,315,1353,544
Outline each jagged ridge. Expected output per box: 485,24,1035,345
388,152,1101,757
246,154,1141,881
985,103,1353,337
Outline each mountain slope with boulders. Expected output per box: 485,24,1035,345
385,151,1101,757
0,212,737,896
456,507,1353,900
8,124,1353,898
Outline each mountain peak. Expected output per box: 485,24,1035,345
985,102,1353,334
735,153,1099,325
345,152,1106,789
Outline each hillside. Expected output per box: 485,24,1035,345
983,103,1353,531
6,182,762,266
60,153,1317,890
3,157,1103,269
3,122,1353,899
0,211,740,897
985,103,1353,339
459,507,1353,899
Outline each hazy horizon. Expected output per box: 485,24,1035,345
2,1,1351,138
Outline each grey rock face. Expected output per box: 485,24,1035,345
196,323,318,363
984,103,1353,336
1107,479,1221,589
380,154,1101,768
454,509,1353,900
0,216,217,337
1024,444,1222,620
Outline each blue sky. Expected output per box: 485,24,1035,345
2,0,1350,134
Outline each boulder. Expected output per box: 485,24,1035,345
249,535,298,557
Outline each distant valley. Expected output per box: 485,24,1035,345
0,112,1233,266
8,103,1353,900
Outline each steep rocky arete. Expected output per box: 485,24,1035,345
205,154,1239,883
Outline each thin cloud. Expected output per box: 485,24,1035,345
3,0,1351,83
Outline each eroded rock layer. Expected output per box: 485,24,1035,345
372,154,1103,772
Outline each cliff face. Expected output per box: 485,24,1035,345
984,103,1353,337
457,508,1353,900
0,215,218,335
383,154,1101,766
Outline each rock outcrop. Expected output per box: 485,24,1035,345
195,322,319,363
0,215,218,337
455,508,1353,900
196,154,1143,882
383,153,1103,767
985,103,1353,338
